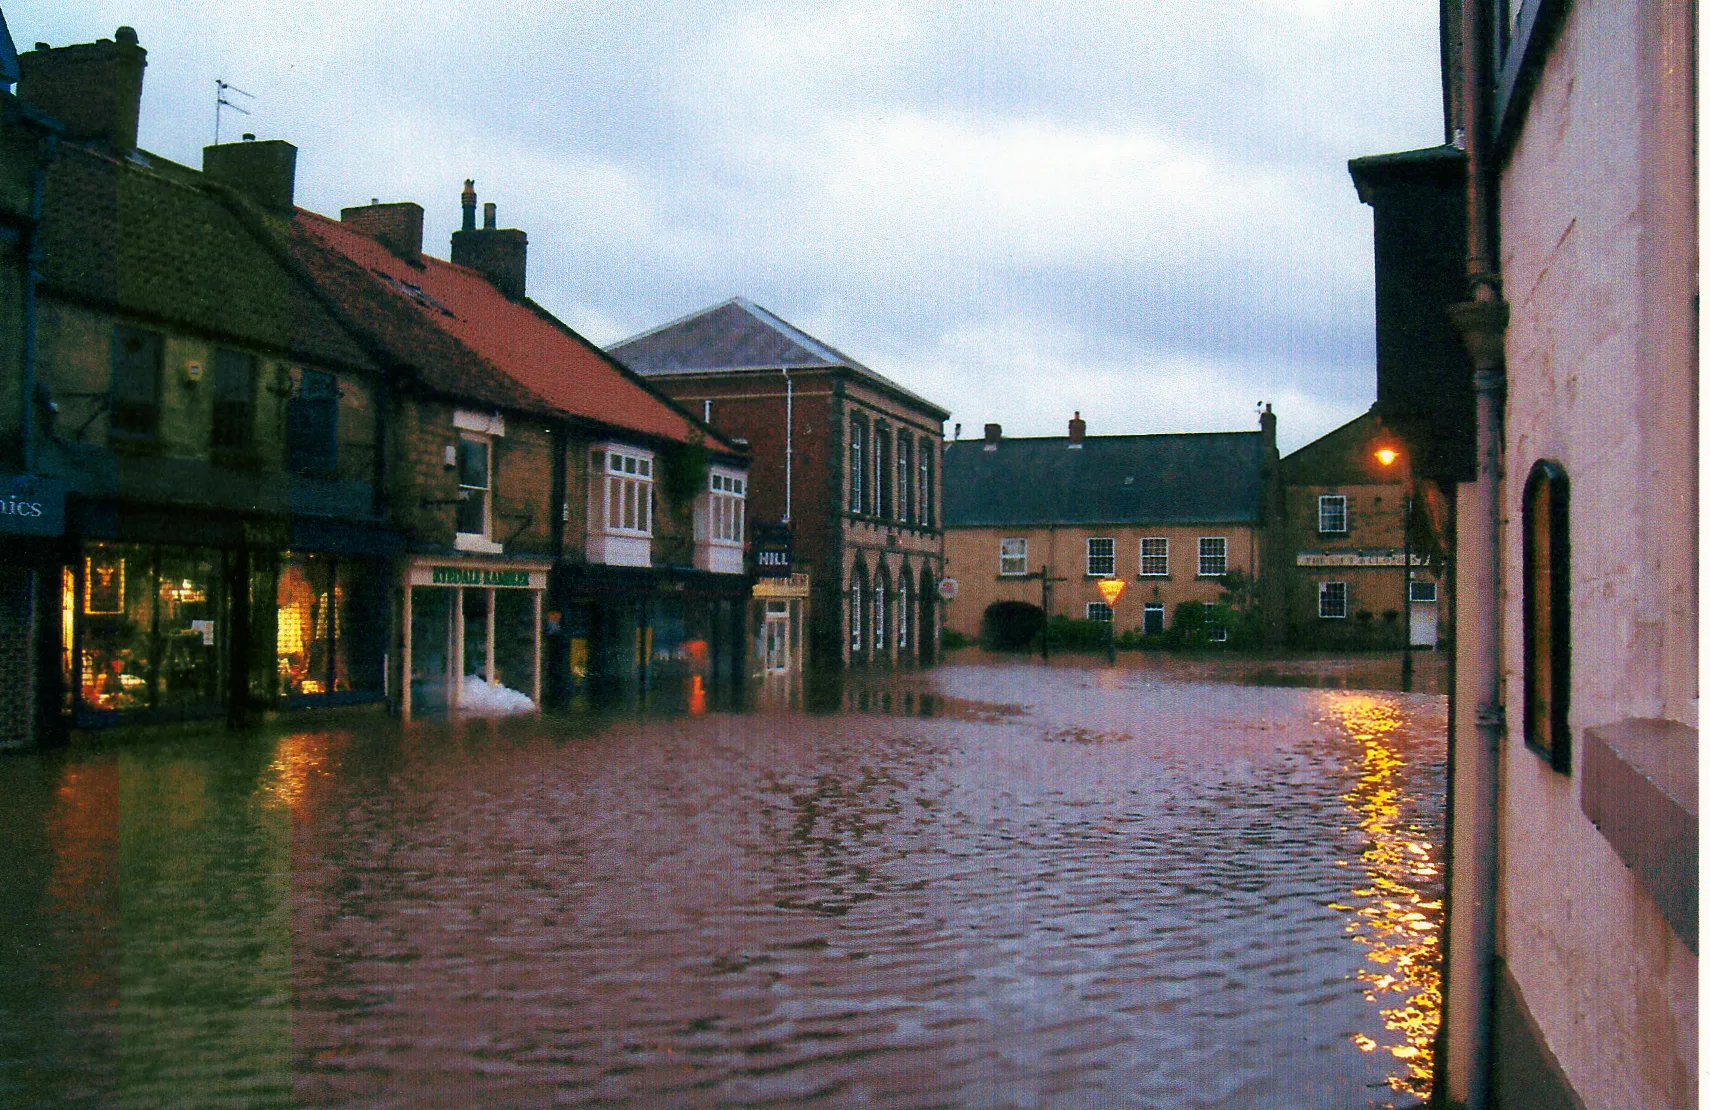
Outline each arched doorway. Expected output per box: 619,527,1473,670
981,600,1046,651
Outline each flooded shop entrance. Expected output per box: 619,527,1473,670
402,558,546,720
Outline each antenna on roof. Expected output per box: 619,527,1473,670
214,79,254,145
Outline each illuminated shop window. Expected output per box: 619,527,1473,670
76,542,222,713
275,553,384,700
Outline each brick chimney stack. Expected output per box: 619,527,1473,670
17,28,148,155
1068,411,1086,446
451,186,528,300
203,135,298,214
983,423,1002,450
340,201,425,265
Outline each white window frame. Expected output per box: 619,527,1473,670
1086,601,1113,623
1205,601,1228,642
594,445,654,537
705,468,746,546
1143,601,1165,632
1140,537,1169,577
850,577,863,651
849,418,866,514
1197,536,1227,577
1086,537,1115,578
999,537,1028,576
873,578,886,651
1318,494,1348,534
898,577,910,650
897,436,911,525
453,432,503,554
1319,580,1349,619
1409,580,1438,603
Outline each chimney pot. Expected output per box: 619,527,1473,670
241,132,255,141
453,200,528,298
983,423,1002,446
115,26,138,45
483,201,496,230
461,179,476,232
1068,411,1086,445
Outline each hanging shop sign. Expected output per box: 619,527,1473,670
0,473,66,537
407,562,548,589
753,523,793,577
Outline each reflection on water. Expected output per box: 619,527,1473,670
0,663,1446,1109
1321,692,1443,1099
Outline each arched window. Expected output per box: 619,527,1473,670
897,573,911,652
850,566,865,655
875,427,892,519
849,417,867,514
1523,460,1571,772
873,571,888,658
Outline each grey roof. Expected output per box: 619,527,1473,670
608,297,949,418
943,432,1268,527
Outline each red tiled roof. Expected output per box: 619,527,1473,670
293,209,713,447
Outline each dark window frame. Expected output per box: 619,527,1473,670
110,326,163,441
287,368,340,476
1492,0,1570,151
1522,459,1572,773
211,348,257,455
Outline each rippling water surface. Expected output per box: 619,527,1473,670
0,660,1445,1109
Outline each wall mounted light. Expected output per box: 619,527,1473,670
443,444,458,470
184,361,203,387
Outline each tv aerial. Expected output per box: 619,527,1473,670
214,79,254,145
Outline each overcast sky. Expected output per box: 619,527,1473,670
14,1,1446,453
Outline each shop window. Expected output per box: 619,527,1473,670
1198,536,1227,577
1319,580,1349,619
1523,460,1571,772
76,543,225,715
1000,538,1028,576
275,553,384,701
110,327,163,440
1318,494,1348,534
849,417,866,513
211,349,256,454
1086,537,1115,577
287,368,339,475
1140,537,1169,577
1087,601,1113,622
897,437,912,524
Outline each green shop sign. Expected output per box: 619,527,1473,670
430,566,532,587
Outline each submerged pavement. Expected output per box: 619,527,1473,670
0,657,1445,1109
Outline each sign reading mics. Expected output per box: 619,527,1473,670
0,474,66,537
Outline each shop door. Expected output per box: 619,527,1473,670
1410,601,1438,648
764,606,789,673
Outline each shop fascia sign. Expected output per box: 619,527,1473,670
411,563,546,589
1295,550,1430,568
0,473,66,537
753,523,792,577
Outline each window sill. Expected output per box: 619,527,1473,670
1137,574,1172,581
454,533,504,554
1581,718,1697,953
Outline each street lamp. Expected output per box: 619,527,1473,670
1372,441,1414,692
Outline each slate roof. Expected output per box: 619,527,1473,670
942,432,1269,527
291,211,727,449
608,297,950,418
35,142,377,374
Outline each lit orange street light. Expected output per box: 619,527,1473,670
1374,446,1400,467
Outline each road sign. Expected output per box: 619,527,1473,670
1095,578,1127,606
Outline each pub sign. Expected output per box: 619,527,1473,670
753,523,792,577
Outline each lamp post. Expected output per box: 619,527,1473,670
1374,443,1414,692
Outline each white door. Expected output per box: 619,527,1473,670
1409,602,1438,648
764,609,790,673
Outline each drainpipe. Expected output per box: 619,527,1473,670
783,367,792,524
1443,0,1509,1102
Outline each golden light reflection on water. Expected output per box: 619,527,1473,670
1321,692,1442,1099
262,731,330,810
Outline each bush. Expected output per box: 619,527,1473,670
1045,615,1111,651
940,627,969,650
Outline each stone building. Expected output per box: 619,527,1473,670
1368,0,1697,1104
1278,408,1448,651
941,411,1283,646
609,298,949,674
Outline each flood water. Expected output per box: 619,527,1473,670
0,658,1445,1109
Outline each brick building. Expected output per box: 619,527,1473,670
609,298,949,674
1278,407,1448,650
0,27,749,736
941,411,1283,645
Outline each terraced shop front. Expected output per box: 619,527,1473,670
401,557,549,721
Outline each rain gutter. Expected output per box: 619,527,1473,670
1443,0,1510,1103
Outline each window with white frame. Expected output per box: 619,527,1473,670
1087,601,1113,622
1140,537,1169,576
1086,537,1115,577
1318,494,1348,534
873,577,886,650
918,446,933,527
850,576,863,651
1319,580,1348,619
849,418,866,513
898,577,910,649
707,469,746,545
1143,601,1165,634
1197,536,1227,577
897,437,912,524
1000,538,1028,576
594,446,654,535
1205,602,1227,642
1409,580,1438,603
875,428,891,518
456,433,492,540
